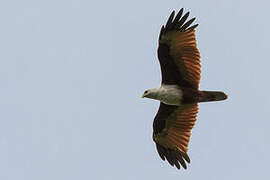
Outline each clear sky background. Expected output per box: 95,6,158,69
0,0,269,179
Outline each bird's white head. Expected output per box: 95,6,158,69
141,88,159,100
142,85,183,105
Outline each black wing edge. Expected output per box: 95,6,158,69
159,8,198,41
156,144,190,170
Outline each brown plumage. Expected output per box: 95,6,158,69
153,103,198,169
158,9,200,89
142,8,227,170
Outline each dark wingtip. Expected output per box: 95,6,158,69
180,151,191,163
159,25,165,40
156,144,166,160
165,11,175,30
186,23,199,31
177,12,190,29
159,8,198,41
155,144,190,170
172,8,183,26
182,17,196,30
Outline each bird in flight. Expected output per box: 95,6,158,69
142,8,227,170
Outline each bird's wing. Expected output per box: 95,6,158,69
153,103,198,169
158,9,201,89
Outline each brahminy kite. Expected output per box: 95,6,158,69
142,8,227,170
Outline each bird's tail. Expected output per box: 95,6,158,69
199,90,227,103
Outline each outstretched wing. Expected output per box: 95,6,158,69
153,103,198,169
158,8,201,89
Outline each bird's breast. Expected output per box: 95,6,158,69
159,85,183,106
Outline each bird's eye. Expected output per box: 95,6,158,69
144,90,148,94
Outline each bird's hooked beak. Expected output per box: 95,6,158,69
142,90,150,98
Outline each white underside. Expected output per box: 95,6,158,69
157,84,183,106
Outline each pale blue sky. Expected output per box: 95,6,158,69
0,0,270,179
